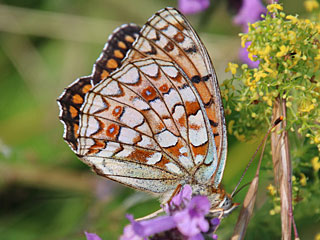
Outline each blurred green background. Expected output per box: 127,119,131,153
1,0,318,239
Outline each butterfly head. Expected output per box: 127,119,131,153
214,193,239,217
189,184,238,217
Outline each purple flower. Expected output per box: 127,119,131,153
121,185,217,239
130,214,176,238
232,0,266,68
120,223,144,240
120,214,177,239
85,232,102,240
166,184,192,213
233,0,266,29
178,0,210,15
173,196,210,237
210,218,220,230
210,218,221,239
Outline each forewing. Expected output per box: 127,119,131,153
126,8,227,186
77,58,218,193
58,24,141,151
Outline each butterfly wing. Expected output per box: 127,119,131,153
58,24,141,151
125,8,227,187
76,57,216,194
92,24,141,85
58,8,227,197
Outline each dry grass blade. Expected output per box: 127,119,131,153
271,99,281,186
271,98,293,240
231,139,266,240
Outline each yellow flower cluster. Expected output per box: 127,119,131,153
267,184,277,196
275,45,289,58
304,0,319,12
225,62,238,75
298,99,316,113
311,156,320,172
267,3,283,13
299,173,307,186
222,2,320,161
269,205,281,216
239,3,320,93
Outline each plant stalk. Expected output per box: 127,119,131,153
271,97,298,240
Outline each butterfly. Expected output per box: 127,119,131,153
58,7,238,216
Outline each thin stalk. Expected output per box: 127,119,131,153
271,97,299,240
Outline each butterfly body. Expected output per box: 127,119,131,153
58,7,237,216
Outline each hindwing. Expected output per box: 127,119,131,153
58,24,141,151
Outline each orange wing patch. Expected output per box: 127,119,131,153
125,8,226,169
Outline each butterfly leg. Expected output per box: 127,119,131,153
209,202,239,218
136,208,164,221
136,184,183,221
167,184,182,204
209,208,224,218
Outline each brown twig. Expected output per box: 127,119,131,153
271,97,299,240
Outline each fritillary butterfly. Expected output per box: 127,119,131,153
58,7,238,216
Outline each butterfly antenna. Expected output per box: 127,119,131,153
231,116,283,197
232,181,252,197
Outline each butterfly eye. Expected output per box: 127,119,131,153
220,195,232,210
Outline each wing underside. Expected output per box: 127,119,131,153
58,8,228,195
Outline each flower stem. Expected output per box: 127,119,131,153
271,97,299,240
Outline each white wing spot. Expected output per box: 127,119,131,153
120,107,144,128
164,89,181,110
162,65,179,78
118,127,140,144
100,81,122,96
172,105,185,123
180,86,196,102
146,27,157,40
155,130,178,148
136,38,153,53
146,152,162,165
165,162,182,175
164,25,178,37
179,147,188,154
181,36,194,50
96,141,121,158
85,116,100,136
137,135,156,148
115,146,135,158
132,97,150,111
188,110,208,147
135,122,153,137
178,155,193,168
89,95,107,114
152,18,168,30
118,67,140,84
150,98,168,116
195,155,204,165
140,63,159,77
